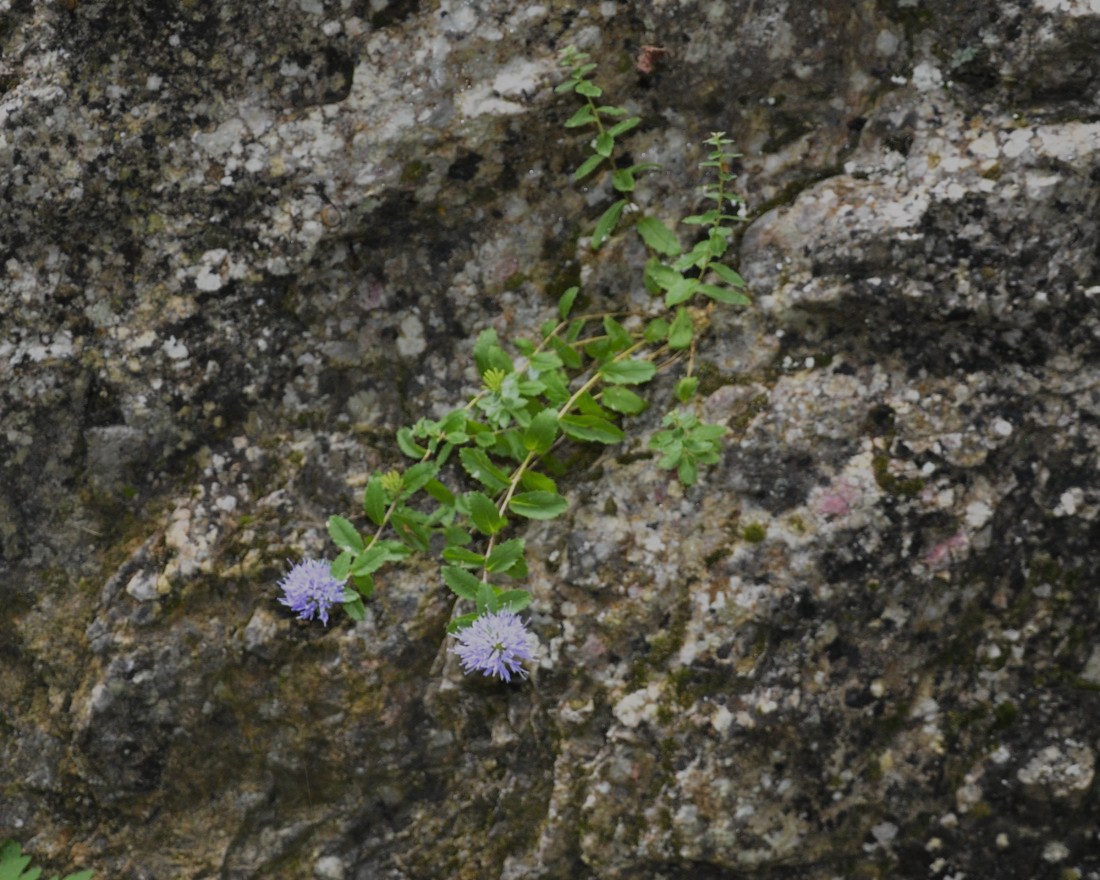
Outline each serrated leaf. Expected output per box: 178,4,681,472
607,116,641,138
594,131,614,157
699,283,751,305
486,538,525,573
668,307,693,350
353,573,375,597
327,515,364,554
519,470,558,493
574,153,604,181
331,550,353,582
392,511,431,551
636,216,682,256
424,478,455,507
564,105,596,127
549,337,581,368
364,475,386,525
559,414,625,444
643,318,669,343
442,565,480,600
678,458,698,486
400,460,438,499
442,546,487,567
574,392,610,418
675,376,699,402
600,358,656,385
447,612,480,634
489,589,532,613
592,198,627,249
350,541,411,576
645,261,682,292
529,351,564,373
342,594,366,621
460,447,511,492
523,409,560,454
602,386,647,414
710,263,746,287
611,168,635,193
475,580,494,614
602,315,631,350
396,427,426,458
509,490,569,520
465,491,507,535
473,327,513,375
444,526,473,546
665,276,700,307
558,285,579,320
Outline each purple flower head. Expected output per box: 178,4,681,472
449,609,538,683
278,559,345,626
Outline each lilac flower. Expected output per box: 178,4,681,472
450,609,538,683
277,559,345,626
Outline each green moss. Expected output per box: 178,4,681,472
872,454,925,497
400,159,429,184
991,700,1017,731
502,271,527,291
742,522,767,543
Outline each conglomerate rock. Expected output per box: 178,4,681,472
1,1,1098,878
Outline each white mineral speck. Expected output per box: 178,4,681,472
396,314,427,357
1042,841,1069,863
992,417,1013,436
163,336,189,360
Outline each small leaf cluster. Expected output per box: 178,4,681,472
299,49,751,636
0,841,93,880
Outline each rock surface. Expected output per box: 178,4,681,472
2,0,1099,878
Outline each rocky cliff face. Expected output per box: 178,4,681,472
2,1,1098,878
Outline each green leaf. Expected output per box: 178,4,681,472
529,351,564,373
509,491,569,520
447,612,480,634
602,386,646,414
465,491,507,535
331,550,353,582
574,153,604,181
643,317,669,343
353,573,375,597
678,458,698,486
424,478,455,507
607,116,641,138
699,283,751,305
396,427,426,458
645,261,682,292
668,307,693,350
559,414,625,444
473,327,513,374
442,546,487,567
549,337,582,369
486,538,526,573
489,589,532,613
350,541,411,576
475,580,495,614
664,276,699,306
592,198,627,249
327,515,364,554
564,105,596,127
558,285,579,320
444,526,473,546
594,131,614,157
342,594,366,621
636,216,682,256
460,447,511,492
442,565,480,600
675,376,699,402
611,168,635,193
599,358,656,385
596,104,629,116
602,315,631,350
363,475,386,525
400,461,439,499
392,511,432,551
574,392,610,418
575,80,602,97
523,409,560,454
710,263,746,288
520,470,558,493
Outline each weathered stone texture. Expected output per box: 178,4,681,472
2,0,1098,878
